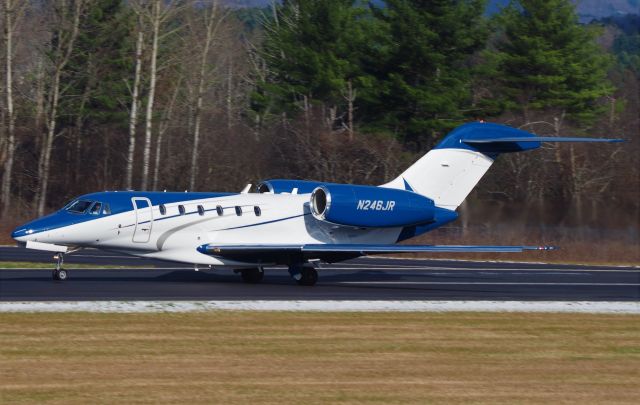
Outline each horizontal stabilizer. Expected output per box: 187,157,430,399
463,137,623,144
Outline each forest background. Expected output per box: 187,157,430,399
0,0,638,263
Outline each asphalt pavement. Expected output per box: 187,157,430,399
1,246,638,301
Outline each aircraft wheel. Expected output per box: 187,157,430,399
240,268,264,284
296,267,318,286
53,269,68,281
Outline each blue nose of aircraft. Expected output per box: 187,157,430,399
11,224,34,241
11,213,59,242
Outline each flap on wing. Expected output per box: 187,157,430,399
197,244,304,255
197,243,556,257
302,244,555,253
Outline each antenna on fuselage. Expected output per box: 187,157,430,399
240,184,252,194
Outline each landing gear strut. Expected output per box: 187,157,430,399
52,253,68,281
239,267,264,284
289,264,318,286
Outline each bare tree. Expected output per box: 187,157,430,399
342,79,356,141
1,0,26,217
189,0,227,191
152,76,181,190
125,15,144,190
35,0,85,216
136,0,178,191
140,0,161,190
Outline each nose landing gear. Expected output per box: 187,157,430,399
52,253,68,281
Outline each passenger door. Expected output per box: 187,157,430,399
132,198,153,243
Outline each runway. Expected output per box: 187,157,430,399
0,247,638,301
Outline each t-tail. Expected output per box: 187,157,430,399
383,122,622,210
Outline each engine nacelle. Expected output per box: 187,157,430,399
310,184,436,228
257,179,325,194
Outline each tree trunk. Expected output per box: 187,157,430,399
141,0,160,191
34,60,45,129
569,143,583,224
126,22,144,190
1,0,16,217
343,79,355,141
152,79,180,190
73,61,93,187
36,0,83,216
226,58,233,130
189,0,222,191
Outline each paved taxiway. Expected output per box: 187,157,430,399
0,247,638,301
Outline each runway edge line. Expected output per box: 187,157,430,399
1,300,639,314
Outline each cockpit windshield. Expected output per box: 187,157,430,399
89,202,102,215
66,200,94,214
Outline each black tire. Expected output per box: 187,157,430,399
296,267,318,286
52,269,60,280
240,268,264,284
57,269,68,281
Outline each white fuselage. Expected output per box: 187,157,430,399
20,193,403,266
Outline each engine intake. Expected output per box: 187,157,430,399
310,184,435,228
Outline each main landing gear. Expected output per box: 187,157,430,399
238,267,264,284
288,264,318,286
235,264,319,286
52,253,68,281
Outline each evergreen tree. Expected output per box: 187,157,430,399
485,0,612,123
610,15,640,77
62,0,134,129
363,0,487,147
254,0,372,122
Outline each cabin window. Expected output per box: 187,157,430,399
102,203,111,215
197,205,205,216
254,206,261,216
216,205,223,216
235,206,242,216
178,205,185,215
89,202,102,215
66,200,93,214
159,204,166,215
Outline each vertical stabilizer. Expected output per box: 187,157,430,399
383,147,494,210
382,122,537,210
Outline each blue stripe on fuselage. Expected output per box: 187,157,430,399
12,191,236,238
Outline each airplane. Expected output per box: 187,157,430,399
11,122,622,286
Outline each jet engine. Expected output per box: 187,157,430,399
310,184,436,228
257,179,325,194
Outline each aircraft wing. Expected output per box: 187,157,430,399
197,243,555,263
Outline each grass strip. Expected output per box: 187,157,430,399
1,312,639,404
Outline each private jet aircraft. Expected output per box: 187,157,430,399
11,122,621,285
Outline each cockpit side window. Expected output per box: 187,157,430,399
89,202,103,215
66,200,93,214
103,203,111,215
